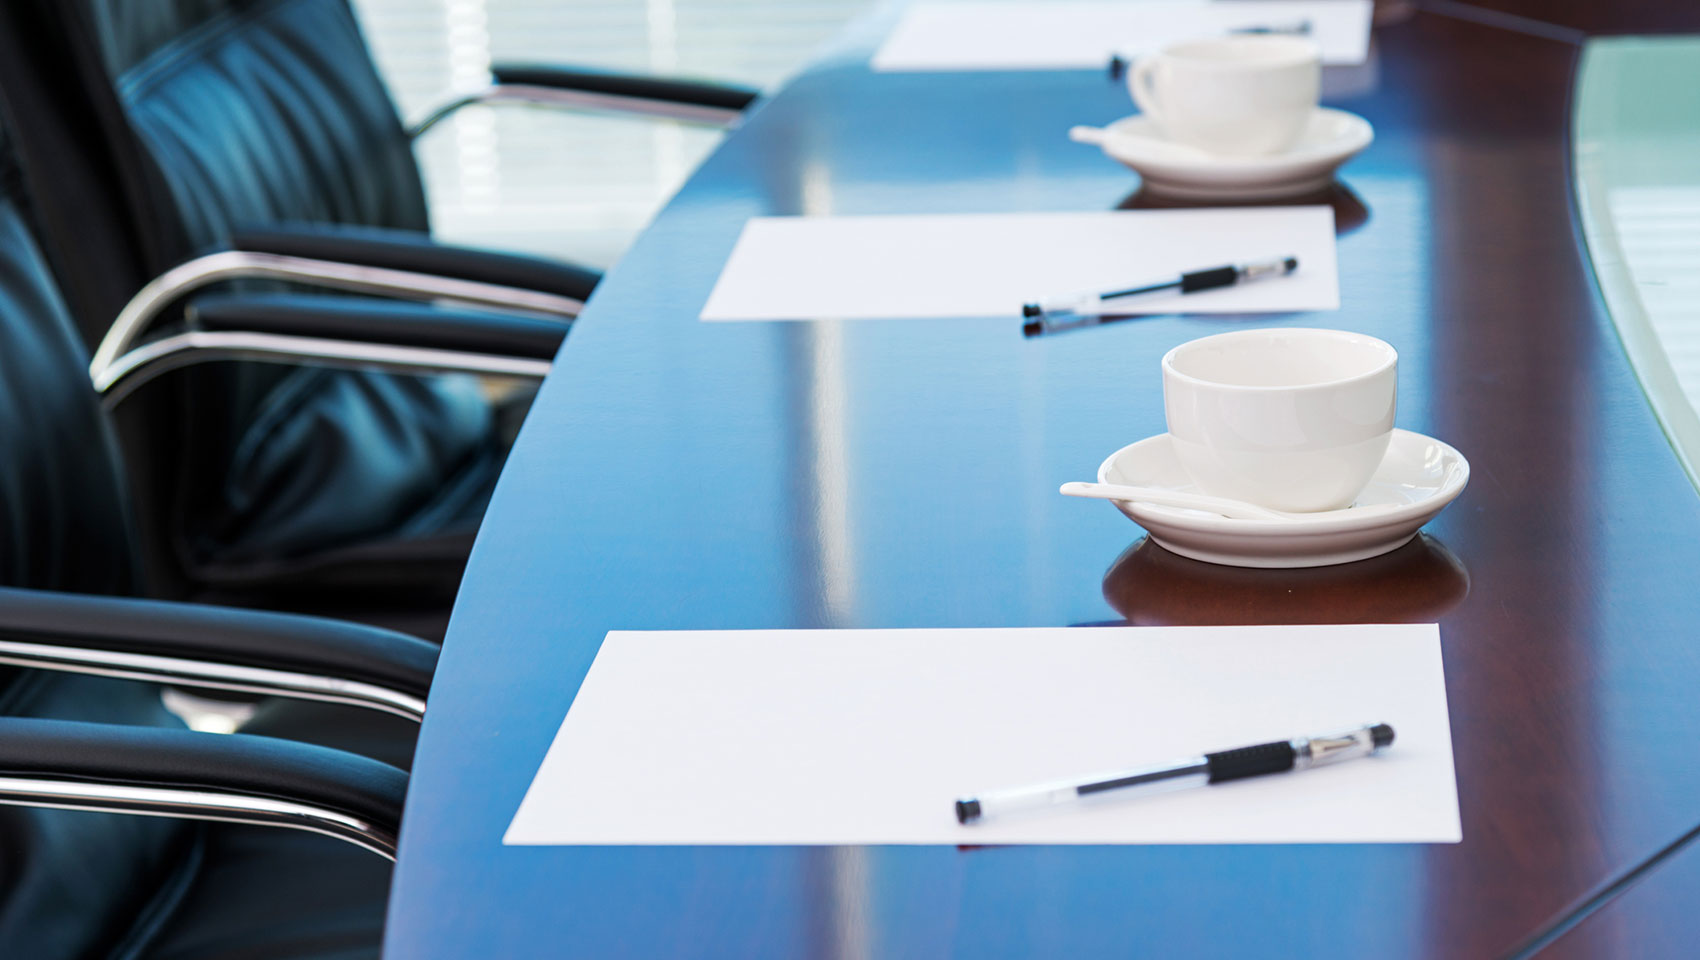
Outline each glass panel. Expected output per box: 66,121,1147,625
1574,37,1700,489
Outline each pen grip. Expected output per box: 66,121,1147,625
1205,740,1296,783
1180,266,1239,293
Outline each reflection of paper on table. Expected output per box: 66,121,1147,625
874,1,1374,71
698,207,1338,322
505,624,1459,846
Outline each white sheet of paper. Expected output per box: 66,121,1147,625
505,625,1459,846
873,1,1374,71
698,208,1338,322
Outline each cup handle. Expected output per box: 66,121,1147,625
1127,57,1164,126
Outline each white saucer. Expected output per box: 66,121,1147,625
1094,429,1469,568
1070,107,1374,201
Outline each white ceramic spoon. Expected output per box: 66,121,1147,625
1068,124,1219,164
1059,481,1395,522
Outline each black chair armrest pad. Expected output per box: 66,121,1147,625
0,717,406,836
228,222,600,303
188,293,566,361
491,62,758,112
0,587,437,703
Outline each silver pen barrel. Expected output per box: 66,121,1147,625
957,757,1208,823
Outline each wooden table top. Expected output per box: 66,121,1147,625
386,4,1700,957
1526,824,1700,958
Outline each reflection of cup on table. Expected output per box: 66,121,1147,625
1101,534,1471,626
1128,35,1321,156
1162,328,1397,513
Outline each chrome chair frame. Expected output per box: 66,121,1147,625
0,637,426,721
0,618,423,858
0,775,398,859
409,82,745,138
89,250,573,405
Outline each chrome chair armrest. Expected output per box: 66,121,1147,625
89,252,576,402
0,717,404,858
227,223,601,304
0,587,434,722
409,64,758,136
96,329,553,406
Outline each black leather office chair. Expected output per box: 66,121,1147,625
0,0,756,614
0,123,437,957
0,66,564,636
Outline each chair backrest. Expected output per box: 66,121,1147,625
0,133,196,960
0,0,428,342
81,0,431,257
0,153,136,596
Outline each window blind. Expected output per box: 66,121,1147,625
351,0,872,263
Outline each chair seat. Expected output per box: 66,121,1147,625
140,824,388,960
134,699,417,960
193,526,477,643
185,368,501,587
183,382,534,630
189,446,489,643
238,699,420,773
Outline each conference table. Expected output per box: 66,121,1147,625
385,2,1700,956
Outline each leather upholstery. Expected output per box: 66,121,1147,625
0,0,506,599
0,147,178,958
193,365,496,567
0,673,202,960
141,824,388,960
0,131,204,960
0,161,138,599
0,586,439,702
92,0,503,589
132,697,413,960
189,293,569,361
143,694,413,960
0,122,402,960
86,0,429,243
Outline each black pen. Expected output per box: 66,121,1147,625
1022,255,1297,337
955,722,1393,824
1230,19,1313,36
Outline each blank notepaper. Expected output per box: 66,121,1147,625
698,207,1339,322
873,1,1375,71
505,624,1460,846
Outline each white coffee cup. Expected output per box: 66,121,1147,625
1128,35,1321,157
1162,328,1397,513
